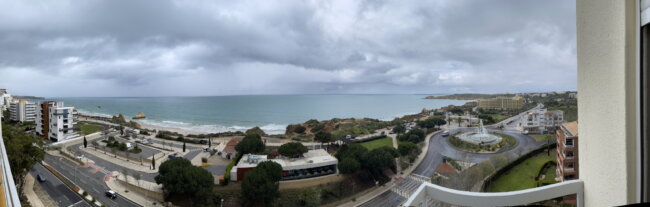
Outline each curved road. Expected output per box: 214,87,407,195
361,127,544,207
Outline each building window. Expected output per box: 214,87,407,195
567,152,574,158
565,138,573,146
567,162,574,169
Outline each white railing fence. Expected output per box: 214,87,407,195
404,180,583,207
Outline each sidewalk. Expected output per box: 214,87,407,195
78,145,167,173
338,130,439,207
106,171,164,207
23,174,47,207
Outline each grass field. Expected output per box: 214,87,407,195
529,134,555,142
490,114,508,123
486,151,557,192
77,122,104,135
360,137,394,150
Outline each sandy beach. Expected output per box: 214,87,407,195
136,121,210,135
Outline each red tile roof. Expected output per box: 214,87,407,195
436,161,458,175
223,137,242,153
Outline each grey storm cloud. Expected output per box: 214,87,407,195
0,0,576,97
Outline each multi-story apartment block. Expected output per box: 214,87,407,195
9,100,37,123
516,108,565,133
0,89,12,111
556,121,578,182
36,101,77,142
477,95,524,110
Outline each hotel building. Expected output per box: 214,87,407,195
477,95,524,110
9,100,37,123
36,101,77,142
556,121,579,181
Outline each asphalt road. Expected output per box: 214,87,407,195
361,127,545,206
30,164,91,207
44,155,141,207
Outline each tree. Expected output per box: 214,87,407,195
362,147,398,179
338,158,360,174
111,148,117,158
235,134,265,155
314,131,332,146
2,122,45,192
278,142,308,158
182,141,186,153
83,136,87,148
335,144,368,161
125,151,130,162
91,141,98,150
155,158,214,205
133,173,141,189
398,142,418,156
241,161,282,206
245,126,267,137
392,124,406,134
152,154,156,170
122,169,129,190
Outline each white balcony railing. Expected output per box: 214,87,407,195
0,116,22,206
404,180,583,207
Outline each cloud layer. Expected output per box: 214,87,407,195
0,0,576,97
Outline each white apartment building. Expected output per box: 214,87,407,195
0,89,12,111
9,100,37,123
515,108,564,134
36,101,77,142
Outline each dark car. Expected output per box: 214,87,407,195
168,153,178,159
199,140,208,144
105,190,117,199
37,174,46,182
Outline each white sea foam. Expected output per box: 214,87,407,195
137,119,287,135
76,109,113,118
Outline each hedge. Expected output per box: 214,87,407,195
481,143,557,191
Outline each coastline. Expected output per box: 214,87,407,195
135,121,209,135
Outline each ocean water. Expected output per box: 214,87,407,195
56,95,468,134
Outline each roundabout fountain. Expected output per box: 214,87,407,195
456,120,502,145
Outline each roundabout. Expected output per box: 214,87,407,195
455,120,502,145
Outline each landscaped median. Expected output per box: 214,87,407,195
42,163,103,207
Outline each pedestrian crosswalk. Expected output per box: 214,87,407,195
81,162,113,181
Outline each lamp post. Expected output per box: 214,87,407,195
220,199,224,207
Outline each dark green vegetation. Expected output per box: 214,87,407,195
235,134,265,155
530,134,555,142
285,118,394,141
76,122,104,135
186,131,246,138
416,117,447,129
448,132,517,153
110,114,141,128
155,158,216,206
1,119,45,203
485,149,558,192
424,93,505,100
336,144,398,180
397,128,426,143
241,161,283,207
278,142,308,158
245,126,267,137
398,141,421,163
155,130,204,144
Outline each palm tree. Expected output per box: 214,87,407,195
125,151,130,162
133,173,141,189
122,169,129,191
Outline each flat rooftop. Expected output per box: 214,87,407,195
237,149,338,170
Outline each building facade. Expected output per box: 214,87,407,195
556,121,578,182
231,149,338,181
9,100,37,123
516,108,565,133
0,89,12,112
477,95,524,110
36,101,77,142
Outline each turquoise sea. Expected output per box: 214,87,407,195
56,95,468,134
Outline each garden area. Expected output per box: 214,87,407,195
359,136,393,150
529,134,556,142
77,122,104,135
448,132,517,153
100,140,142,154
485,150,558,192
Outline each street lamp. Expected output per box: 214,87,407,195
220,199,224,207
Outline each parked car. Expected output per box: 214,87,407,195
441,130,450,137
168,153,178,159
105,190,117,199
199,140,208,144
125,142,133,149
203,147,210,152
37,174,46,182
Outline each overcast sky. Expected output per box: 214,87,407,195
0,0,576,97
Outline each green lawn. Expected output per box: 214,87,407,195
77,122,104,135
529,134,555,142
490,115,508,123
486,151,557,192
360,137,394,150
